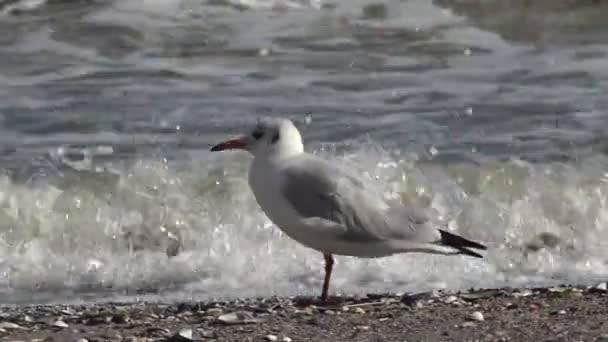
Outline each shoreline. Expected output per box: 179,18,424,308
1,285,608,341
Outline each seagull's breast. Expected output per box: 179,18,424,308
249,158,304,235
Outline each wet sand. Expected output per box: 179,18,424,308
1,286,608,341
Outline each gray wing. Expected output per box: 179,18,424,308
280,154,439,243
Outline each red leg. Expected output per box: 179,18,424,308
321,253,334,302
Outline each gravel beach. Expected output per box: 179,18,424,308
2,286,608,342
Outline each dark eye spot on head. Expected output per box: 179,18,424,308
252,131,263,140
271,132,280,144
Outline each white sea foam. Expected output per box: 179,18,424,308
0,143,607,304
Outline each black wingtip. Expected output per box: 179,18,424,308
439,229,487,258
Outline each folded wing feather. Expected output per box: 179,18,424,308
280,154,441,244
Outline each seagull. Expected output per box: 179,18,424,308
210,117,487,301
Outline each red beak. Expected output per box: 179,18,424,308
210,138,247,152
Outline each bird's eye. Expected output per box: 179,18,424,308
271,132,280,144
252,131,263,140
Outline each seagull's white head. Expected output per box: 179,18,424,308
210,117,304,158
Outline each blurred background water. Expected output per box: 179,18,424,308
0,0,608,304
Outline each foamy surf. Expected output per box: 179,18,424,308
0,142,607,304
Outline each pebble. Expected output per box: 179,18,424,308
512,289,533,297
206,308,223,316
557,310,567,315
265,334,278,341
294,308,313,316
444,296,458,304
0,322,22,329
52,320,69,328
460,289,500,300
384,298,399,305
353,307,366,314
145,313,160,320
178,328,193,339
461,321,476,328
468,311,484,322
283,337,293,342
217,311,259,325
196,328,217,338
167,328,194,341
61,308,75,315
75,339,89,342
596,282,607,291
323,310,335,315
